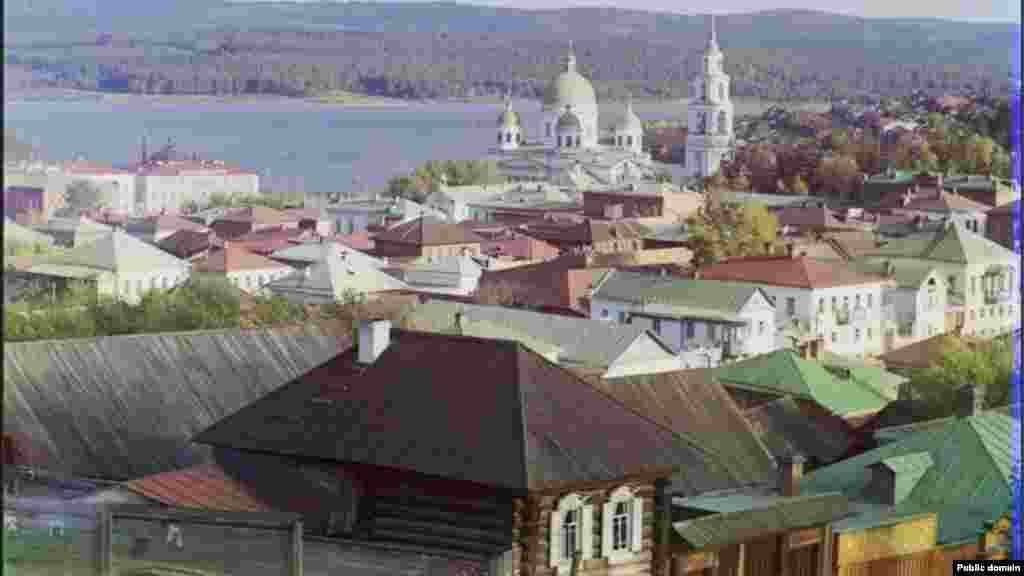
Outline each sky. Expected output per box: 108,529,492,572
239,0,1022,23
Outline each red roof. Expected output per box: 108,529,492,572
698,255,884,289
197,242,293,273
333,232,376,251
121,462,273,512
131,160,258,176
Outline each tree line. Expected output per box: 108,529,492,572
4,7,1015,103
385,159,504,203
712,114,1012,196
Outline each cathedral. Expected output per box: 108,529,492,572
490,16,734,187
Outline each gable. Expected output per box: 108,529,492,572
613,333,678,367
738,289,775,316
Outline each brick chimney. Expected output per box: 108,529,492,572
955,384,984,419
779,454,805,497
358,319,392,365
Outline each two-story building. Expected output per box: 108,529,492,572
842,260,948,350
860,220,1020,338
371,217,486,259
985,199,1020,252
517,219,648,255
192,242,295,294
697,251,888,358
590,269,778,367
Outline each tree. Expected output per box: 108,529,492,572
728,174,752,191
787,174,809,195
64,180,113,212
684,200,779,267
906,335,1016,419
814,155,860,199
747,144,778,193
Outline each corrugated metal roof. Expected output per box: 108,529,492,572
194,330,745,495
879,451,934,474
120,462,273,513
25,229,189,275
743,396,860,466
3,324,349,480
712,349,890,418
673,492,851,549
592,270,768,323
404,300,673,369
801,409,1019,545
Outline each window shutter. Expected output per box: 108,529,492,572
581,504,594,560
601,502,613,558
630,497,644,552
549,511,560,568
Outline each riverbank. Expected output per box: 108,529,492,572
4,88,412,108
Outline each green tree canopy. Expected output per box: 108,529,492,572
906,334,1016,419
684,200,779,267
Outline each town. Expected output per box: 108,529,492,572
3,9,1022,576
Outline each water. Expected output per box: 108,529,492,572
2,95,713,195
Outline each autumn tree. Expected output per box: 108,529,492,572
814,155,861,200
746,144,779,193
684,200,779,267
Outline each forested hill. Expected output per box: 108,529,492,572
3,1,1018,101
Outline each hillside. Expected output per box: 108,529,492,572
3,1,1017,101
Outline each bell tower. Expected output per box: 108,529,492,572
686,14,735,181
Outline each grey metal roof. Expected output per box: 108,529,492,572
404,300,674,369
266,244,407,299
4,217,55,246
3,324,349,480
24,229,190,276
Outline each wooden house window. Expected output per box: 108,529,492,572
603,486,643,562
562,509,578,561
550,494,593,569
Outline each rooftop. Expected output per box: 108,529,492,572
374,217,486,247
697,255,885,289
194,329,753,494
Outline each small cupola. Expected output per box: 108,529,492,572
556,105,583,149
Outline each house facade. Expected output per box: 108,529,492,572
861,220,1020,339
18,229,191,304
697,254,888,358
193,242,295,294
985,199,1019,252
590,270,778,367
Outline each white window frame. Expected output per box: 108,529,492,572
602,486,643,564
550,494,593,573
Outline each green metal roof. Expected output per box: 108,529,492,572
820,351,906,402
864,221,1018,265
841,259,938,290
592,270,770,323
25,229,189,276
801,409,1019,545
879,451,934,474
712,349,890,417
672,492,851,549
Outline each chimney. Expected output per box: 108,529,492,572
785,243,797,259
358,319,392,365
955,384,983,419
779,454,805,497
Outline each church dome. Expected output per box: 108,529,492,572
556,110,582,131
543,44,597,115
498,108,520,128
612,96,642,133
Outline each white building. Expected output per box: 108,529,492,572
193,242,295,294
685,16,735,180
388,255,483,296
133,160,259,215
19,229,191,304
861,220,1021,339
485,43,655,189
843,260,949,350
264,244,408,305
697,253,888,358
61,161,137,214
589,270,778,367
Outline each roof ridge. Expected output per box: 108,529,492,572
966,415,1015,492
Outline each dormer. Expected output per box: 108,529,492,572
866,452,934,506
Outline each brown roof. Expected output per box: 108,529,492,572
877,334,956,372
580,370,776,484
518,219,647,245
876,189,991,213
221,227,313,255
477,253,609,310
194,330,748,494
220,205,297,226
373,217,486,247
697,256,884,289
987,199,1021,216
777,204,856,231
121,461,274,512
157,229,214,259
141,214,211,234
824,230,885,260
196,242,293,273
